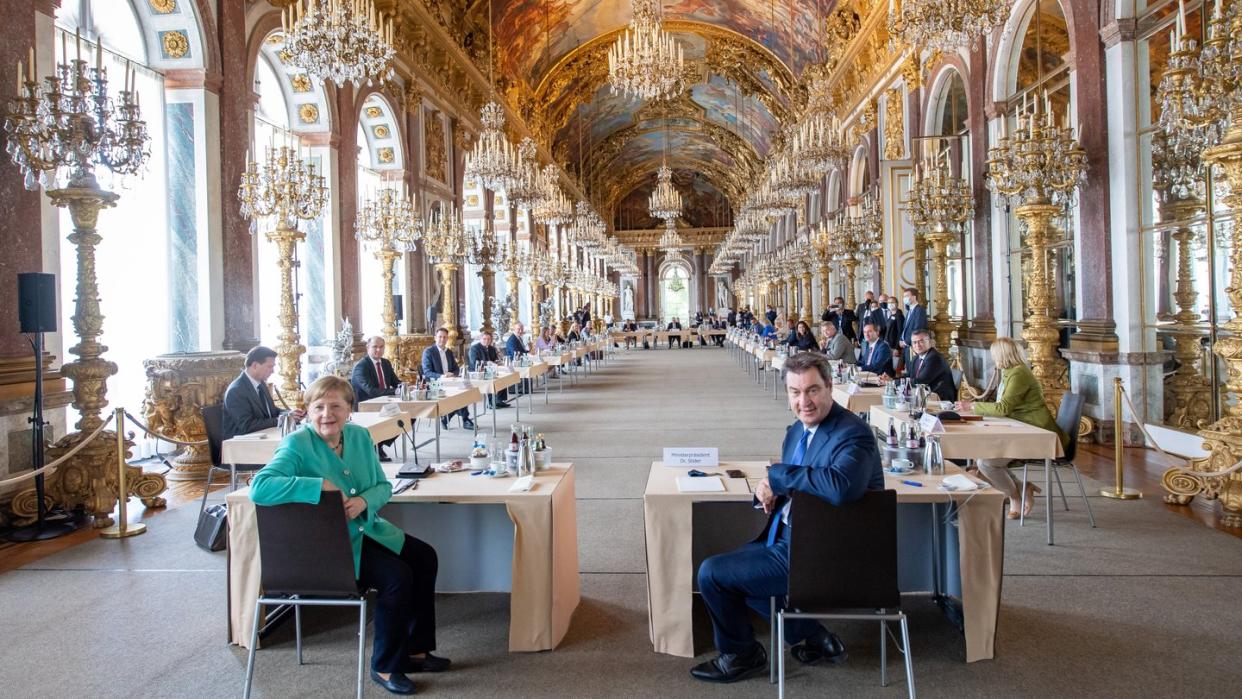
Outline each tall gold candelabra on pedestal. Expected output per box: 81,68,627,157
1162,198,1213,429
468,222,503,334
356,185,421,349
4,43,168,527
502,245,522,331
239,146,328,406
908,157,974,348
986,94,1087,411
423,205,470,348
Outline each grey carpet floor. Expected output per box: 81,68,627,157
3,346,1240,697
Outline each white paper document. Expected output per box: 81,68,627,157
676,476,725,493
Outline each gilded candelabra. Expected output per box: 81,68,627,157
1153,25,1213,429
1162,0,1242,524
239,145,328,405
986,93,1087,410
3,40,165,526
501,244,524,330
356,185,421,349
908,156,974,347
468,222,503,334
423,204,470,347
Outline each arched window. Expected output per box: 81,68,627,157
659,261,692,323
999,0,1077,340
251,34,331,364
925,68,971,321
356,94,406,338
55,2,170,445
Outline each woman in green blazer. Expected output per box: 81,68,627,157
250,375,448,695
958,337,1068,518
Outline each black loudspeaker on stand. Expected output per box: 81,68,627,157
7,272,80,542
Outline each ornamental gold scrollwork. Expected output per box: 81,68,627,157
140,351,243,481
424,110,447,182
884,87,906,160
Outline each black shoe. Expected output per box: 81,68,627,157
689,643,768,683
791,628,847,666
440,417,449,430
403,653,451,673
462,418,477,431
494,399,511,409
378,449,392,463
370,670,416,695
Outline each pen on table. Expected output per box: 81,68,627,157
901,480,923,488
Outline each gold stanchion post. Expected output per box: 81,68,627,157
100,409,147,539
1101,378,1143,500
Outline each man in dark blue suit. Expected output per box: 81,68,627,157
420,327,475,430
222,346,303,439
858,322,896,377
900,287,928,369
692,352,884,683
505,322,532,394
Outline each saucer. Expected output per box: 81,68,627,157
885,466,914,475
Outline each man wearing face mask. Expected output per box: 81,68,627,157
900,288,927,370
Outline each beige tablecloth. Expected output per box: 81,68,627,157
832,385,887,412
444,371,519,396
868,405,1064,460
227,464,580,652
513,362,549,380
221,412,406,465
358,387,482,420
540,352,573,366
643,461,1005,662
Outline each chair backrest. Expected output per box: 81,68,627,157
255,493,359,597
788,490,899,612
1055,392,1085,462
200,404,224,467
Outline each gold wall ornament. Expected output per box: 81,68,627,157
148,0,176,13
365,106,384,119
425,111,448,181
290,73,312,93
377,147,395,164
141,351,244,481
298,103,320,124
883,87,906,160
160,30,190,59
373,124,390,139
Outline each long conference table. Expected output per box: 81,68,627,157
227,463,580,652
643,460,1006,662
359,387,482,462
220,410,408,468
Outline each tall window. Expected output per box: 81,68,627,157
1002,0,1077,341
925,70,972,321
252,47,328,359
55,3,169,448
660,263,691,322
357,123,405,338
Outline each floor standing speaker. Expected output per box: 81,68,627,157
18,272,56,333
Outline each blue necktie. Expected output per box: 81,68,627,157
767,428,810,547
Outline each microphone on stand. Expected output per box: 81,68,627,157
395,419,426,471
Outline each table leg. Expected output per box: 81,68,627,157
515,387,521,420
544,374,550,404
435,415,441,462
1046,457,1054,546
491,395,498,436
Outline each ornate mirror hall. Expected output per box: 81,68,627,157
0,0,1239,696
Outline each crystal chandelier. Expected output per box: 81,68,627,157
464,101,517,192
887,0,1008,51
608,0,685,101
282,0,395,87
658,218,687,251
794,78,850,176
508,138,543,209
532,164,563,223
649,164,683,221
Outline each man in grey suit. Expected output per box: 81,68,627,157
222,346,303,440
817,322,856,364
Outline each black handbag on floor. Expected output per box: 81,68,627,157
194,503,228,551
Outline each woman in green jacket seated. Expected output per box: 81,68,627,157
957,337,1069,519
250,375,448,696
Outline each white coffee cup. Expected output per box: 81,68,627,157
890,458,913,473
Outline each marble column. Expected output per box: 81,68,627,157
219,0,257,351
335,87,362,346
967,43,996,343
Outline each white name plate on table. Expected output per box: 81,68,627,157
845,383,862,396
919,413,945,433
663,447,719,467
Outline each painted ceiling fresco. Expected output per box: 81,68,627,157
495,0,821,83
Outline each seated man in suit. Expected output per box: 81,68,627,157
901,329,956,400
692,352,884,683
506,323,533,394
818,321,856,364
222,345,303,440
351,336,402,460
858,322,896,377
621,319,640,349
467,329,511,410
420,327,476,431
666,318,683,349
